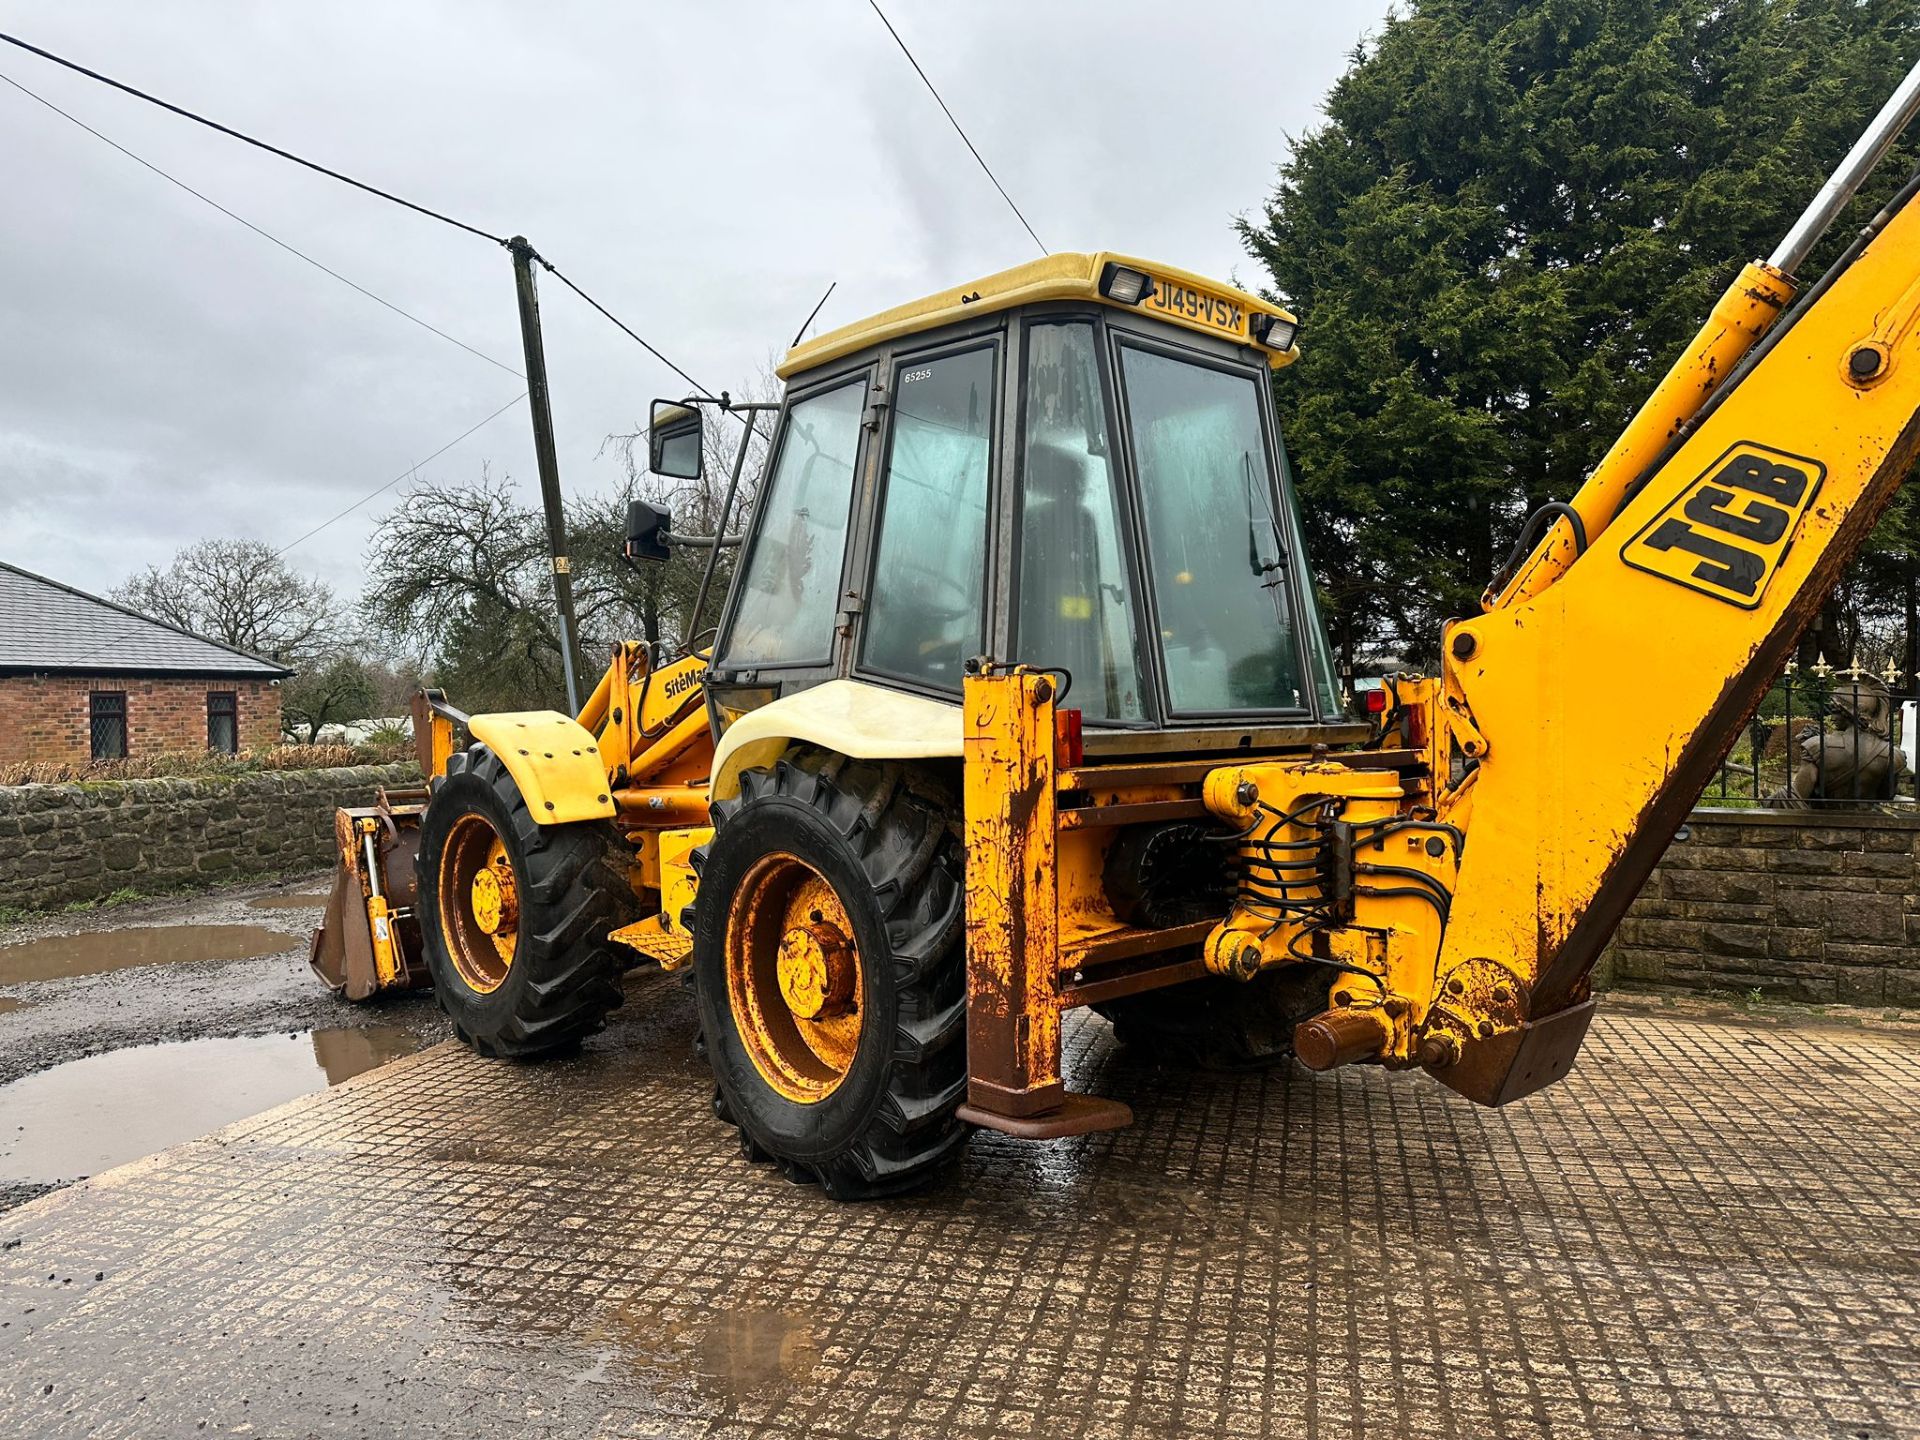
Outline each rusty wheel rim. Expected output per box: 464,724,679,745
725,852,863,1104
439,812,519,994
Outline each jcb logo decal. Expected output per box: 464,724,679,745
1620,443,1824,609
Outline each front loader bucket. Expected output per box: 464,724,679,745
310,791,431,1002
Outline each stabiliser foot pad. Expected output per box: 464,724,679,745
957,1093,1133,1139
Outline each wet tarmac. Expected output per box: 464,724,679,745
0,962,1914,1439
0,922,304,985
0,1026,426,1185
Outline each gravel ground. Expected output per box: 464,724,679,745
0,874,449,1211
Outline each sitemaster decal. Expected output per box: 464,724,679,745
1620,442,1826,609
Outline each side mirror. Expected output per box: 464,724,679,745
648,400,704,480
625,499,672,563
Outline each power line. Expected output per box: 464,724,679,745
3,29,749,484
275,391,528,556
1,31,722,404
532,252,716,399
0,29,506,244
865,0,1047,257
0,68,523,379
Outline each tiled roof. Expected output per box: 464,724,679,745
0,561,294,678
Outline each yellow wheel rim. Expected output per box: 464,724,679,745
439,813,519,994
726,853,863,1104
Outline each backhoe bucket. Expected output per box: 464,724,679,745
310,788,432,1001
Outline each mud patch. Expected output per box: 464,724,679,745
0,923,301,985
696,1307,820,1396
0,998,24,1016
0,1027,425,1184
248,891,331,912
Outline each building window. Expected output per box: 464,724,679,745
89,691,128,760
207,691,238,754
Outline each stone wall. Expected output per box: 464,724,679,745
1598,809,1920,1007
0,675,281,766
0,762,416,910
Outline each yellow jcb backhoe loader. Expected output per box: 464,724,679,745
315,63,1920,1198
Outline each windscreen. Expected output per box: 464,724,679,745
1120,346,1310,714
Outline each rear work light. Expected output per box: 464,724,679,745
1055,708,1085,767
1251,311,1299,352
1098,263,1157,306
1353,677,1390,715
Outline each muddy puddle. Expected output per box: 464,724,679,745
0,998,23,1017
574,1302,821,1402
696,1307,820,1395
0,1026,426,1184
248,891,330,912
0,923,301,985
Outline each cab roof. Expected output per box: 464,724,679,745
776,251,1298,380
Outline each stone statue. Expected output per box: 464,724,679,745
1765,672,1910,808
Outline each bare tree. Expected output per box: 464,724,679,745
113,538,342,665
361,370,779,712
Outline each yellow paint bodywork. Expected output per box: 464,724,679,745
610,825,710,970
779,251,1298,378
467,711,616,824
351,814,407,991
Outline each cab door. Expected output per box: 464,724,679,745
851,340,1001,698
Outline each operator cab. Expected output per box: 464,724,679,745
694,253,1359,757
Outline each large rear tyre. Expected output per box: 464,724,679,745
418,744,639,1059
691,750,966,1200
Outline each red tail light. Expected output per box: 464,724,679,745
1055,708,1084,767
1362,687,1390,715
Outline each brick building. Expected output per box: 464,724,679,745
0,561,291,766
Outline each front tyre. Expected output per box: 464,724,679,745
691,750,966,1200
418,745,638,1059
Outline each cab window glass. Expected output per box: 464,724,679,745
722,379,864,666
1121,345,1306,712
1013,324,1145,722
860,347,993,688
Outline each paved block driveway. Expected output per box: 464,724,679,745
3,974,1916,1438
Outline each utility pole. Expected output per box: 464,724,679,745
508,236,585,714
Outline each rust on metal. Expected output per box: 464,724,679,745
962,669,1067,1121
1428,996,1596,1106
1293,1007,1394,1072
725,853,864,1104
955,1092,1132,1139
1057,955,1210,1010
309,799,429,1002
1060,919,1218,971
1056,798,1209,830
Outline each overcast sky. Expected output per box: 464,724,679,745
0,1,1391,605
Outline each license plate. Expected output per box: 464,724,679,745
1143,277,1249,340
